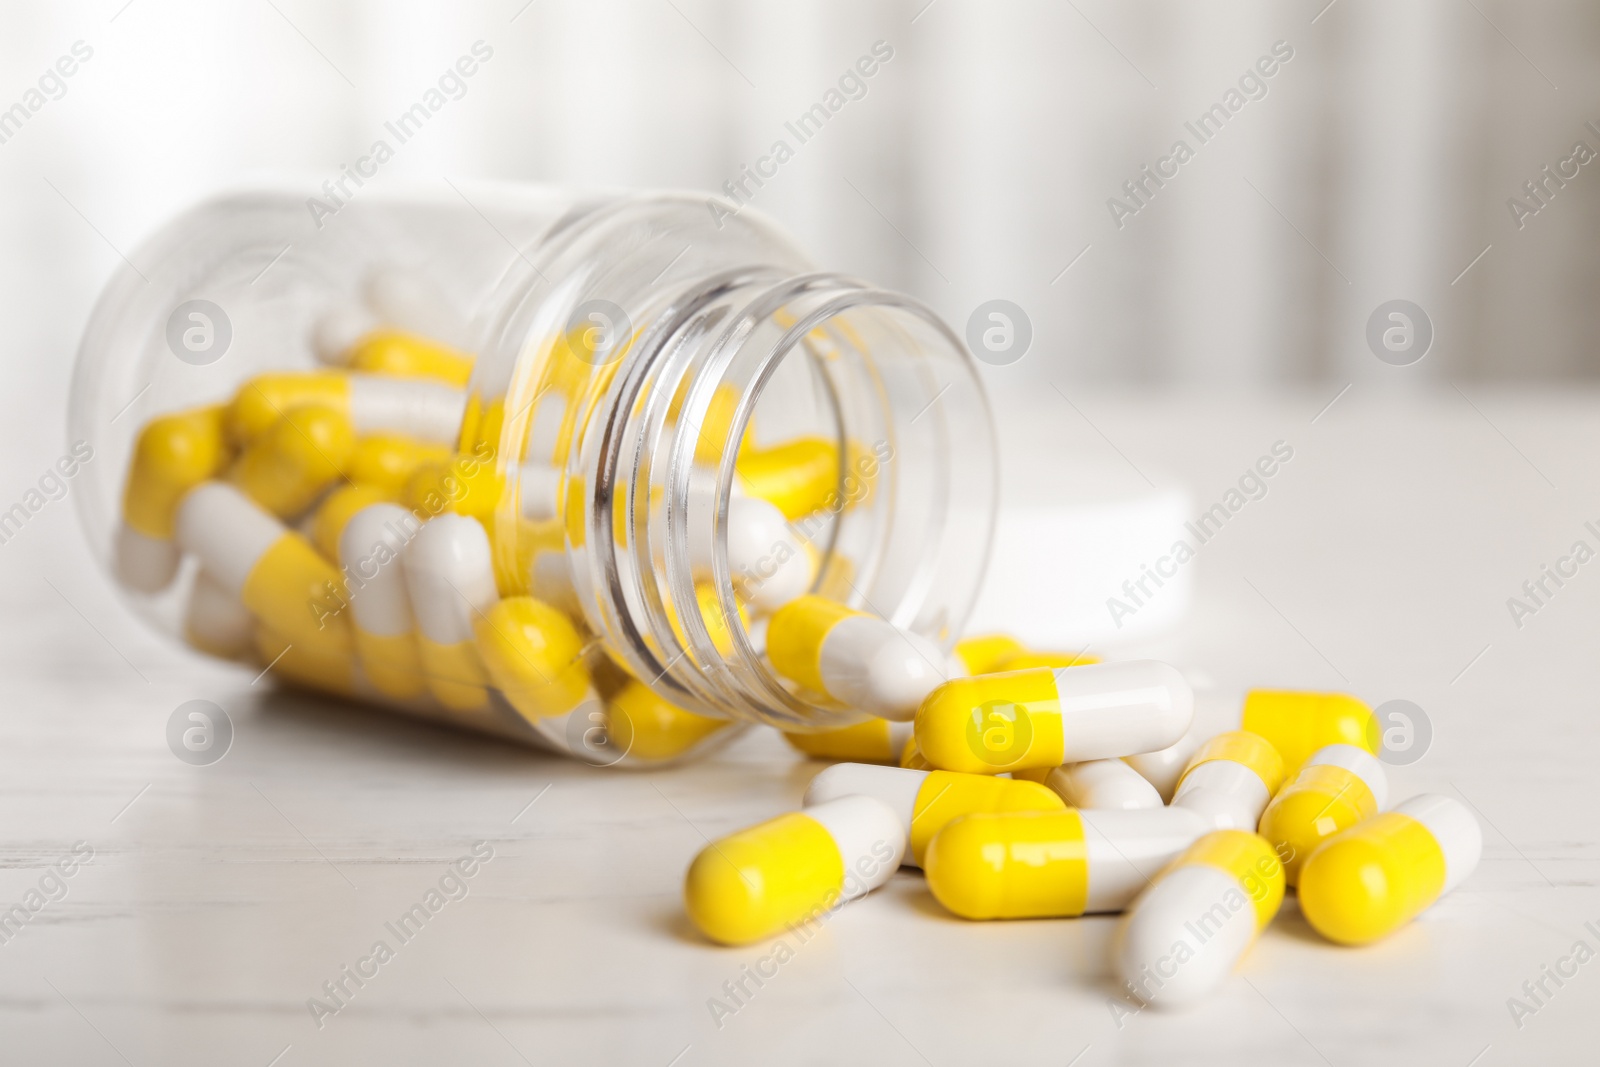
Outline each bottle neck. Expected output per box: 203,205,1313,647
546,267,997,728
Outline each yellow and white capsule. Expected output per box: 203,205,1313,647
339,503,425,700
784,720,913,764
1128,689,1379,800
924,807,1208,920
1021,759,1165,811
228,404,354,519
310,483,390,562
767,596,948,721
685,795,906,945
1171,731,1285,831
474,595,592,724
1258,743,1388,884
691,492,814,614
174,482,349,650
226,371,465,447
803,762,1065,868
914,660,1193,775
1298,794,1481,946
1114,830,1286,1008
182,571,255,659
733,437,841,521
117,405,231,593
403,514,499,712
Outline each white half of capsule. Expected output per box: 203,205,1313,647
363,264,470,350
339,504,419,638
184,570,255,657
403,514,498,646
818,616,948,722
690,493,812,613
114,523,181,594
1044,760,1164,811
803,763,926,841
1123,689,1232,801
1303,743,1389,810
347,374,466,445
1172,760,1272,832
1395,794,1483,894
311,303,376,365
1115,862,1258,1008
1082,808,1211,912
803,795,907,901
174,482,285,597
1054,660,1195,762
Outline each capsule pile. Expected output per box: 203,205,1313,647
688,637,1483,1008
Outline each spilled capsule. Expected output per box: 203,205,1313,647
1114,830,1286,1008
684,795,906,945
914,660,1193,775
803,762,1064,868
767,596,947,721
1258,743,1388,884
403,514,499,712
924,807,1208,921
1171,731,1285,831
784,719,914,764
1019,758,1164,811
1298,794,1481,946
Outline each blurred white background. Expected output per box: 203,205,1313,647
2,0,1598,450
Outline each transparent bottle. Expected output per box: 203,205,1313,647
70,182,996,767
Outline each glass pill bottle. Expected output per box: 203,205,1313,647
69,183,996,767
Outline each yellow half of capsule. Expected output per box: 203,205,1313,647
417,637,490,713
684,811,845,945
255,626,357,699
924,810,1088,920
908,771,1064,866
1297,812,1447,946
766,595,861,695
1241,690,1379,777
122,405,231,539
405,454,505,522
227,371,349,444
736,437,840,520
954,634,1027,676
347,434,452,496
354,630,426,701
1257,764,1379,884
784,720,896,763
347,330,473,387
242,532,351,652
229,404,354,519
900,735,931,770
1178,730,1286,796
914,668,1066,775
1172,829,1285,931
608,681,730,763
474,595,590,723
994,651,1100,671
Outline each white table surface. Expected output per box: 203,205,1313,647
2,390,1596,1066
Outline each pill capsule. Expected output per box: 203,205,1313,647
1171,731,1285,831
118,405,231,592
339,503,426,700
175,482,349,650
1114,830,1286,1008
691,493,814,614
684,794,906,945
915,660,1193,775
924,807,1209,920
1021,759,1164,811
1298,794,1481,946
735,437,841,520
474,595,592,723
767,596,947,721
604,680,736,763
347,435,452,497
803,762,1065,867
228,404,355,519
403,514,499,712
344,330,474,387
784,719,914,764
1258,744,1388,884
311,483,391,562
954,634,1027,675
227,372,465,446
183,571,255,659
